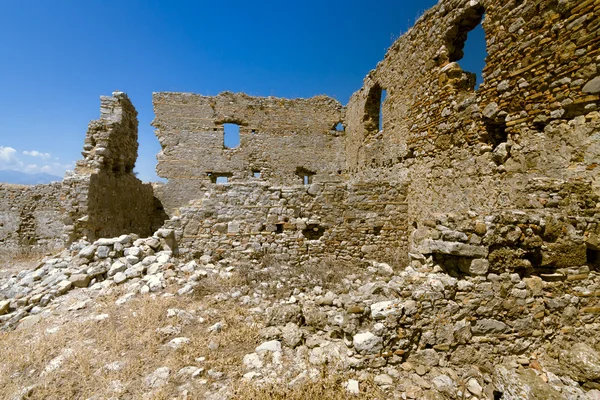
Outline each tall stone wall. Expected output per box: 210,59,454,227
153,92,346,213
344,0,600,271
63,92,167,241
0,183,67,253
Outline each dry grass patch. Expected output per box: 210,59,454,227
233,371,386,400
0,291,261,399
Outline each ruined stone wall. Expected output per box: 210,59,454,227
153,92,346,213
344,0,600,270
163,180,408,266
62,92,167,241
0,183,67,253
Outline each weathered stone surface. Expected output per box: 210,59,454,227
560,343,600,383
353,332,382,354
583,76,600,94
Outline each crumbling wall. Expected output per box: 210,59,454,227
0,183,67,253
162,180,408,266
153,92,346,213
345,0,600,271
62,92,166,241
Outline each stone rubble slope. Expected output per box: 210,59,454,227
3,231,600,399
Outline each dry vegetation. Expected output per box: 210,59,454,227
0,291,261,399
0,255,384,399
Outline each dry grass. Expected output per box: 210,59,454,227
0,292,261,399
0,247,47,275
233,372,386,400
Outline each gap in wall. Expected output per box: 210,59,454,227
224,123,241,148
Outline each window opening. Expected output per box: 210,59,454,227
335,122,345,132
223,123,240,148
379,89,387,131
252,170,261,178
588,245,600,269
446,5,487,89
296,167,315,185
363,84,386,137
207,172,232,184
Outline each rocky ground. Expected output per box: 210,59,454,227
2,231,600,399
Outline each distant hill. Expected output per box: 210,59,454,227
0,170,62,185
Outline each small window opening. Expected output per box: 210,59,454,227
446,5,487,89
302,224,325,240
363,84,386,137
296,167,315,185
223,123,240,149
251,129,257,135
588,245,600,270
379,89,387,132
335,122,345,132
208,172,232,184
275,223,284,234
252,170,261,178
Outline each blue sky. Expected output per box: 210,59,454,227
0,0,486,182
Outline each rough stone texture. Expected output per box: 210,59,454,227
162,181,408,266
343,0,600,274
152,92,346,213
0,182,67,253
63,92,167,241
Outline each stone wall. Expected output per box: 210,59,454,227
153,92,346,213
343,0,600,270
0,183,67,253
1,92,167,255
63,92,167,241
162,180,408,266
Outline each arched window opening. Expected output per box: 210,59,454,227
363,84,386,137
223,123,240,149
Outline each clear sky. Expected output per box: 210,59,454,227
0,0,486,182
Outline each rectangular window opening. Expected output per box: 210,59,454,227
223,123,241,149
208,172,232,184
253,170,261,178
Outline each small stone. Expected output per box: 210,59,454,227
466,378,483,396
165,337,190,350
144,367,170,388
583,76,600,94
69,274,91,288
353,332,382,354
56,280,73,295
108,261,126,277
371,301,403,320
0,300,10,315
96,246,110,259
256,340,282,354
113,272,127,284
345,379,360,395
243,353,263,370
374,374,393,386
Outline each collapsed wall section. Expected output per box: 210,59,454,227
153,92,346,213
344,0,600,273
62,92,166,241
0,183,67,253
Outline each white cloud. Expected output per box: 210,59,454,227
0,145,74,178
0,146,18,165
23,150,51,159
